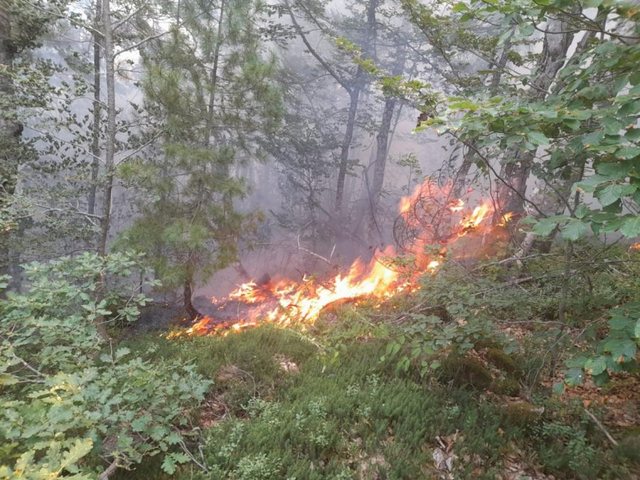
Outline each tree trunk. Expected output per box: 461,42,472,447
368,46,405,215
207,0,225,141
88,0,102,218
99,0,116,256
335,84,361,212
183,277,199,321
0,3,20,288
453,30,514,198
495,17,574,217
369,98,396,209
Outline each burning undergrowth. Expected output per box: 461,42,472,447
169,179,511,338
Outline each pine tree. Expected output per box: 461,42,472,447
121,0,282,319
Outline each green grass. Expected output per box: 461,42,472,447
113,320,631,480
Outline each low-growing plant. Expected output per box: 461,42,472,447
0,252,211,479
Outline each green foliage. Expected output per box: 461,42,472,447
98,308,637,480
0,253,210,478
533,418,602,479
566,301,640,386
399,0,640,387
381,264,508,377
121,0,283,302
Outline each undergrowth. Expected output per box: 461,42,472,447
114,244,639,479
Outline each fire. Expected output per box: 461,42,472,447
459,203,492,234
228,281,268,304
427,260,440,271
169,178,507,338
497,212,513,227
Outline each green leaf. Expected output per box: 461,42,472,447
532,218,558,236
596,161,632,178
625,128,640,141
563,118,581,130
619,99,640,116
611,339,637,362
161,455,177,474
620,216,640,237
565,367,584,386
560,220,589,241
592,370,610,386
610,313,635,331
582,131,605,148
576,174,611,192
0,374,19,386
602,117,623,135
597,184,637,207
115,347,130,360
616,146,640,160
538,110,558,119
519,23,534,37
60,438,93,469
452,2,469,12
527,131,549,146
569,110,592,120
131,414,152,432
574,204,590,220
635,319,640,340
584,356,607,376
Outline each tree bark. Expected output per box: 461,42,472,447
88,0,102,218
207,0,225,141
99,0,116,256
453,30,513,198
183,276,199,321
335,84,361,212
368,45,406,217
0,2,21,288
495,16,575,217
284,0,368,214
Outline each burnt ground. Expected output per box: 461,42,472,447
126,302,187,334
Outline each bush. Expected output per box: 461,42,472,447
0,252,211,478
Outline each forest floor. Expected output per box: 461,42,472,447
114,273,640,480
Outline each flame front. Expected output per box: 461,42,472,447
170,179,507,338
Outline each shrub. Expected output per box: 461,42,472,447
0,252,211,478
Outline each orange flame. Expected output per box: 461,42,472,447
169,179,507,338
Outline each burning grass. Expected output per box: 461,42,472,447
169,179,509,338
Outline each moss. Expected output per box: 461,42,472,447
473,338,502,350
485,348,520,376
440,355,494,389
502,402,544,428
492,377,520,396
614,435,640,465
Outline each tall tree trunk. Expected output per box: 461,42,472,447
99,0,116,256
183,256,199,320
283,0,367,214
0,2,20,288
335,0,379,213
453,30,513,198
207,0,225,140
88,0,102,218
495,17,575,217
368,49,406,215
335,84,361,212
369,98,396,209
515,10,607,257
